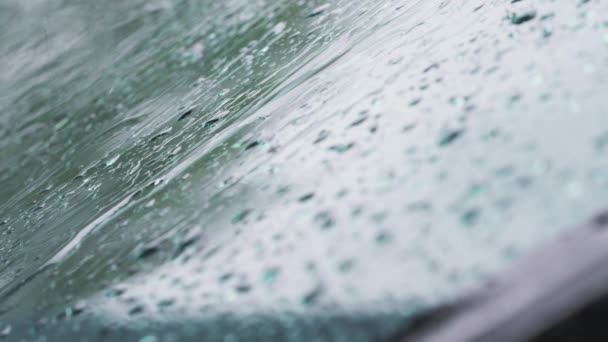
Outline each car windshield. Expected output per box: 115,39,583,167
1,0,607,340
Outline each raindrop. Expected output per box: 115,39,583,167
178,108,194,121
461,208,481,226
173,232,200,258
298,193,315,202
594,132,608,153
509,8,537,25
128,305,144,316
313,130,330,144
231,209,252,224
139,335,158,342
157,299,175,310
302,285,324,306
465,183,484,199
105,154,120,167
219,273,234,283
409,98,422,107
307,4,330,18
0,325,11,338
245,140,267,151
72,300,87,316
350,115,368,127
338,259,355,273
137,243,160,259
204,118,220,127
235,284,252,293
262,267,280,285
438,129,465,147
329,143,354,153
150,127,173,142
104,285,127,298
314,211,335,230
272,22,286,34
375,231,393,245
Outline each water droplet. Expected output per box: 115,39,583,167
0,325,11,337
235,284,252,293
338,259,355,273
150,127,173,142
509,8,537,25
449,96,467,108
302,285,324,306
178,108,194,121
105,154,120,167
276,185,290,195
465,183,484,199
438,129,464,147
314,130,330,144
231,209,252,224
262,267,280,285
272,22,286,34
481,129,500,142
137,243,160,259
329,143,354,153
409,98,422,107
173,230,200,258
313,211,335,230
171,146,182,155
219,273,234,283
205,118,220,127
461,208,481,226
375,231,393,245
139,335,158,342
72,300,87,315
245,139,268,151
350,115,368,127
53,117,69,130
298,193,315,202
104,285,127,298
157,299,175,310
128,305,144,316
594,132,608,152
307,4,330,18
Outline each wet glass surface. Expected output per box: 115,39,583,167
1,0,608,340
